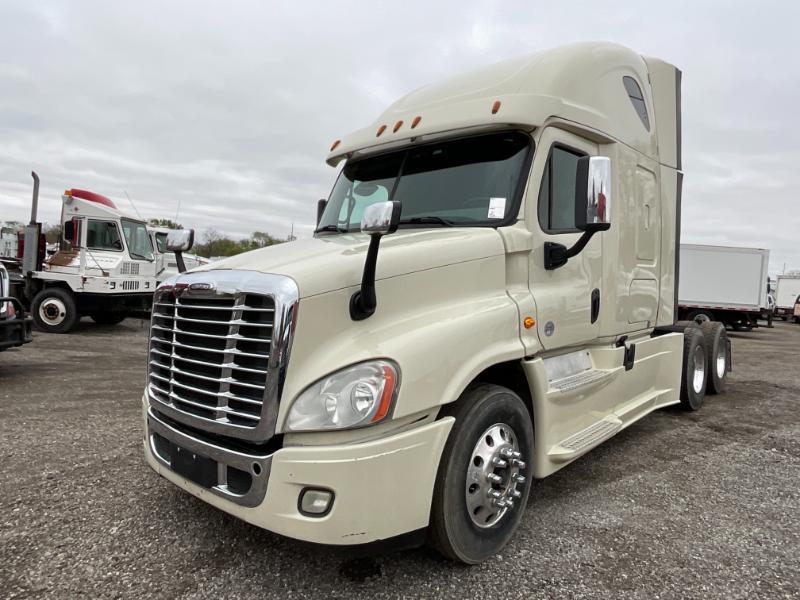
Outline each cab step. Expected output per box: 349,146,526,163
548,368,610,393
548,416,622,462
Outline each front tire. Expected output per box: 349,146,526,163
429,384,534,563
31,287,78,333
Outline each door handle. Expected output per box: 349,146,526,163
591,288,600,324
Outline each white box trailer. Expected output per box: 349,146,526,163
774,275,800,321
678,244,770,329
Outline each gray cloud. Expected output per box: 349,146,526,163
1,0,798,273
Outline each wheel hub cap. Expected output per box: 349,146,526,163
692,345,706,393
39,298,67,326
715,342,726,379
465,423,527,528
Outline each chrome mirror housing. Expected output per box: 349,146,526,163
166,229,195,252
360,201,401,236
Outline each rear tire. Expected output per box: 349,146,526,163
31,287,78,334
680,327,707,410
687,310,713,324
429,384,534,564
700,322,728,394
90,311,127,325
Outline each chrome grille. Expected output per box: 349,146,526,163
149,291,274,426
146,271,298,443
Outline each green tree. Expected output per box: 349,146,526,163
148,218,183,229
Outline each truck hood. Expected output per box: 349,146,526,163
192,228,506,298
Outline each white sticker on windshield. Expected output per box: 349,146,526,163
488,197,506,219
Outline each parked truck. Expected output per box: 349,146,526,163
13,174,195,333
774,275,800,321
677,244,770,330
142,43,731,563
0,261,33,352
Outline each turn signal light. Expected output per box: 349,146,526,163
491,100,502,114
376,124,387,137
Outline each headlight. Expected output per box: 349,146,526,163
285,360,399,432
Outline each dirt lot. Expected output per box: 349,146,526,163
1,318,798,599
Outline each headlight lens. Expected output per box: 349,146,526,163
285,360,399,432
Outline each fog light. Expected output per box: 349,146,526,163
298,488,334,517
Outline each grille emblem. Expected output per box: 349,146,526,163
189,282,215,291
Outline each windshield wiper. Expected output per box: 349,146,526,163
315,224,349,233
130,252,153,262
398,216,454,227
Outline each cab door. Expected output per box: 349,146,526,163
528,127,602,350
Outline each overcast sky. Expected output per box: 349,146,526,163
0,1,798,273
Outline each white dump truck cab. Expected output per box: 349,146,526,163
142,43,730,563
149,227,208,284
18,179,159,333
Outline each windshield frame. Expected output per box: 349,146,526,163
121,218,155,261
316,129,534,234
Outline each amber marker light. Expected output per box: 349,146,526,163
330,139,341,151
393,120,403,133
523,316,535,329
411,115,422,128
492,100,502,114
376,124,387,137
371,365,397,423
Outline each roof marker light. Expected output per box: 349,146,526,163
393,120,403,133
411,116,422,129
492,100,502,114
330,139,341,151
376,124,387,137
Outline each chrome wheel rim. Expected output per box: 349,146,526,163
692,345,706,394
715,341,726,379
465,423,527,528
39,297,67,326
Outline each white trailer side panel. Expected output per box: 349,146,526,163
678,244,769,311
775,276,800,309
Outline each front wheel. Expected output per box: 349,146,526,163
31,287,78,333
428,384,534,563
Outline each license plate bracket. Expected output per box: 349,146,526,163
171,447,217,489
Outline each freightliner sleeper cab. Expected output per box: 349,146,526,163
143,42,731,563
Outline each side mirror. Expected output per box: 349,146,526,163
166,229,195,253
316,199,327,226
575,156,612,232
63,220,75,244
360,201,402,235
350,201,402,320
544,156,612,270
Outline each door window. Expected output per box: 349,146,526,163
86,220,123,251
538,146,585,233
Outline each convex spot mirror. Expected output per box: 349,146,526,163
360,201,401,236
166,229,195,252
575,156,612,232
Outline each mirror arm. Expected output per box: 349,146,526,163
544,223,609,270
316,199,327,226
349,234,382,320
174,250,187,273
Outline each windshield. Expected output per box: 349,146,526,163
121,219,154,260
317,131,531,232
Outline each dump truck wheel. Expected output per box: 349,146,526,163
90,311,128,325
429,384,533,564
31,288,78,334
700,321,728,394
680,326,707,410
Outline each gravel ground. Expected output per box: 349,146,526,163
1,318,798,599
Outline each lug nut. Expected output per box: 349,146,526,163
492,457,508,468
495,499,508,508
505,498,514,508
511,451,522,460
514,474,526,484
500,447,514,458
487,473,502,484
511,489,522,499
513,459,527,470
488,489,501,499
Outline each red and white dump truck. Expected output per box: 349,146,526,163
12,173,195,333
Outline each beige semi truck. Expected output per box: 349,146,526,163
142,42,731,563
